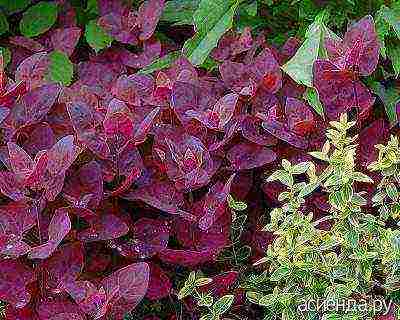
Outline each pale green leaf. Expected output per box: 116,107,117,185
47,50,74,86
270,266,291,281
281,11,339,87
19,1,58,38
161,0,200,25
182,0,239,66
85,19,113,53
138,51,181,74
212,294,235,315
303,87,324,117
387,42,400,78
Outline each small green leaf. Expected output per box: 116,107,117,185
386,183,398,200
195,277,213,287
227,194,247,211
303,87,324,117
182,0,239,66
19,1,58,38
0,11,9,36
138,51,181,74
291,162,311,175
270,266,291,282
0,47,11,67
161,0,200,25
47,50,74,86
379,5,400,40
351,172,373,183
178,285,194,299
212,294,235,315
85,19,113,53
243,1,257,16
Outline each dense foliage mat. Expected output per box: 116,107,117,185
0,0,399,319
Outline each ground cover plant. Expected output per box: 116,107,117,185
0,0,399,319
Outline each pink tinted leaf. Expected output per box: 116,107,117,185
6,83,61,130
110,167,141,197
0,171,27,201
126,218,170,258
51,27,82,56
15,52,50,90
0,260,36,308
133,107,160,144
63,160,104,209
123,180,196,221
213,93,239,129
21,122,55,156
120,38,162,68
146,263,171,301
358,119,389,167
227,143,276,170
7,142,34,177
9,36,45,53
46,135,82,175
98,12,138,45
341,15,379,76
241,116,277,146
28,208,71,259
40,242,84,293
158,248,219,267
138,0,165,41
78,214,129,242
102,262,150,319
198,173,236,231
285,97,314,135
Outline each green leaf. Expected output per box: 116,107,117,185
281,11,339,87
195,277,213,287
1,0,31,15
0,47,11,67
386,183,398,200
227,194,247,211
351,172,373,183
212,294,234,315
369,81,400,125
161,0,200,25
85,19,113,53
0,11,9,36
388,42,400,78
178,285,194,299
270,266,291,282
138,51,181,74
379,5,400,40
291,162,311,175
303,87,324,117
19,1,58,38
47,51,74,86
182,0,239,66
243,1,257,16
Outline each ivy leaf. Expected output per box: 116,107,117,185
0,11,9,36
282,11,339,87
85,19,113,53
369,81,400,125
379,5,400,40
161,0,200,25
138,51,181,74
182,0,240,66
303,87,324,118
19,1,58,38
387,42,400,78
212,294,235,315
47,50,74,86
1,0,31,15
